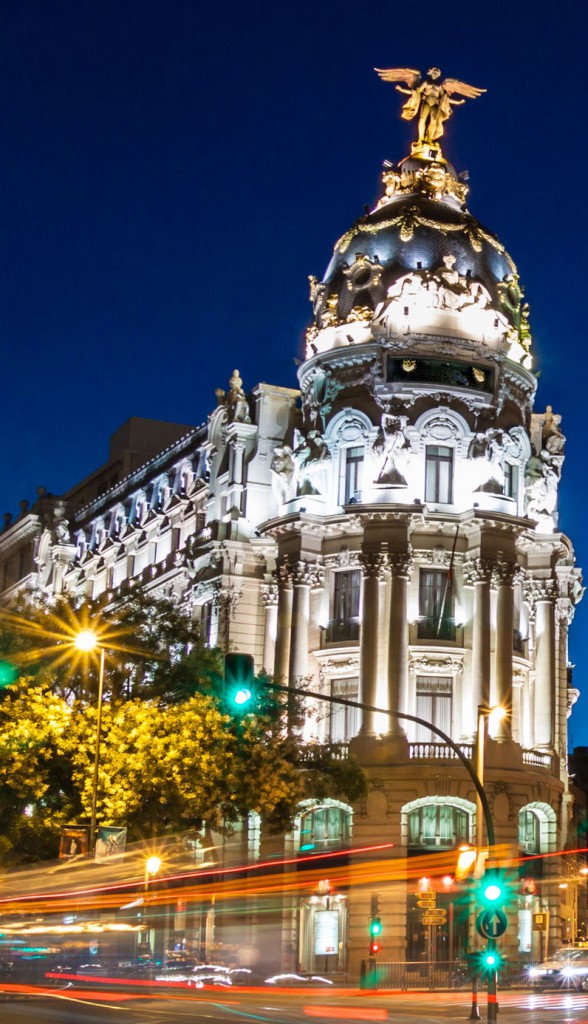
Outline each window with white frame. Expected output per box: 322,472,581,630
329,677,359,742
407,802,469,848
340,445,364,505
425,445,453,504
327,570,361,642
415,675,452,741
504,461,519,499
299,804,351,853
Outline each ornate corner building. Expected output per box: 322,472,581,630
0,70,583,973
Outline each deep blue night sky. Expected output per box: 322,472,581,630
2,1,588,741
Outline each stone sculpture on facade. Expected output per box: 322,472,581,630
215,369,251,424
296,429,330,496
468,428,506,493
373,414,409,486
271,445,295,506
378,256,495,320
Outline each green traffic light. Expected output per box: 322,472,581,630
224,653,255,708
369,917,382,937
479,870,506,906
0,660,18,687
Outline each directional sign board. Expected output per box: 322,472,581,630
476,908,508,940
422,913,448,926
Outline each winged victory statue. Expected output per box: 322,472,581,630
374,67,485,145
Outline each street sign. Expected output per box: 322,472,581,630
422,913,448,926
532,912,547,931
417,898,437,908
476,908,508,939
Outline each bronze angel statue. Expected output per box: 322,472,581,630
374,67,485,144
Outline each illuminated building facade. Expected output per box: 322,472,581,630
0,81,583,973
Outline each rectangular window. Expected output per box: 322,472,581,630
425,445,453,504
504,462,518,499
200,601,213,647
418,569,454,639
327,570,361,642
329,677,360,742
340,446,364,505
415,675,452,741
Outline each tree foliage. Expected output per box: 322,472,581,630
0,592,366,865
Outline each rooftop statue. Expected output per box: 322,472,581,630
374,66,485,144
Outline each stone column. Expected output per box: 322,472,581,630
273,558,294,684
464,559,493,720
358,552,386,736
387,554,413,737
289,560,324,685
261,583,278,675
526,579,557,749
493,561,518,741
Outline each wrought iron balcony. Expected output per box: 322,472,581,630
417,615,456,641
324,616,360,643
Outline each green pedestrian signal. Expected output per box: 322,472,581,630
224,652,255,709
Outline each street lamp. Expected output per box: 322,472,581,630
73,629,106,853
475,705,506,850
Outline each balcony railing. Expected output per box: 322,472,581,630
417,616,456,641
522,749,552,769
324,616,360,643
409,742,474,761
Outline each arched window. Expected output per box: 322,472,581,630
403,797,474,850
519,808,541,855
299,804,351,853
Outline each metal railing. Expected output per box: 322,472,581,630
324,616,360,643
417,616,456,641
360,959,537,990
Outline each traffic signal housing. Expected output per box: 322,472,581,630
223,652,255,709
369,916,382,956
478,869,507,908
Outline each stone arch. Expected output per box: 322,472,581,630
518,801,557,855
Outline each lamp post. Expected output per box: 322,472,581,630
73,629,106,853
475,705,507,850
143,855,162,963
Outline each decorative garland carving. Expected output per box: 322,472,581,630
409,654,464,675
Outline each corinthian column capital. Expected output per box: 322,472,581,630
463,557,494,586
388,553,413,579
359,551,387,581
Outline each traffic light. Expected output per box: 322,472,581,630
369,916,382,956
223,652,255,709
478,870,507,907
0,660,17,688
472,947,504,975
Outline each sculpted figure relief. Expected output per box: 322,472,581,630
271,445,295,506
373,414,409,486
297,430,330,497
374,66,485,144
541,405,566,455
381,255,492,319
468,429,506,494
525,452,560,521
216,370,251,424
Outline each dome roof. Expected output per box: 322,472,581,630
322,165,516,321
305,152,531,369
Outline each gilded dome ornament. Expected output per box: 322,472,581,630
374,66,486,151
